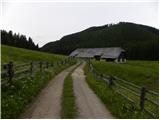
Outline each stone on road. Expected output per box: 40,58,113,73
72,62,114,119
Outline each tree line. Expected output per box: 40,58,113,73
1,30,39,50
41,22,159,60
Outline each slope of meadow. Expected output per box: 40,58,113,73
84,60,158,118
1,45,76,119
1,45,65,64
91,60,158,92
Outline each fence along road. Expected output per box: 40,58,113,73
19,62,79,118
87,60,159,118
1,57,73,88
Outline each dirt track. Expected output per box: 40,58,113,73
20,64,78,119
72,62,114,119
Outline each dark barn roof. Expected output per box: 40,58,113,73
69,47,125,59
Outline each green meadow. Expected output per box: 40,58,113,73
84,60,159,118
91,60,158,92
1,45,76,118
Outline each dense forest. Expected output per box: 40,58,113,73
41,22,159,60
1,30,39,50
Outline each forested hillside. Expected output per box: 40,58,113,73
1,30,39,51
41,22,159,60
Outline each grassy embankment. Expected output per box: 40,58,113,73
1,45,76,119
91,60,158,92
61,61,82,118
84,60,158,119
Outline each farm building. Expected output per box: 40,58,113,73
69,47,126,63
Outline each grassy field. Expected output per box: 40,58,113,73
60,63,81,118
91,60,158,92
1,45,65,64
84,63,154,119
1,45,76,118
84,60,158,118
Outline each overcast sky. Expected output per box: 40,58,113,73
1,0,159,47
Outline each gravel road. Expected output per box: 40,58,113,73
20,64,78,119
72,62,114,119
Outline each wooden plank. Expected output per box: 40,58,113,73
15,75,27,80
14,69,30,75
102,77,109,84
1,63,8,66
113,76,141,89
1,80,9,86
115,90,135,103
147,90,159,96
15,63,30,68
145,98,159,106
103,75,110,79
89,62,140,89
115,80,140,94
114,81,140,97
144,108,158,118
1,71,7,75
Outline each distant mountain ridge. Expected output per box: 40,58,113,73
41,22,159,60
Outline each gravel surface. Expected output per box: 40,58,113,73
72,62,114,119
20,64,78,119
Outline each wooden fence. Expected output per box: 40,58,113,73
1,57,74,88
87,60,159,118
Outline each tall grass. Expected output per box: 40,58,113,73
91,60,158,92
1,45,65,64
61,73,78,118
1,61,76,119
1,45,76,118
84,64,153,119
61,62,81,118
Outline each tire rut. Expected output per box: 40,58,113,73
72,62,114,119
20,63,78,119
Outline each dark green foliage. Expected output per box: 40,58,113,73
1,30,39,51
41,22,159,60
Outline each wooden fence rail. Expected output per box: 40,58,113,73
1,57,74,87
87,60,159,118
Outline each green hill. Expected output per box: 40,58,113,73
1,45,75,119
41,22,159,60
1,45,66,64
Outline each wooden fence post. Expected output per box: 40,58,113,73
88,59,91,66
51,62,54,67
30,62,34,77
46,62,49,68
109,75,114,87
100,73,104,79
90,61,93,71
39,62,43,72
140,87,146,110
93,70,97,78
7,61,14,84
